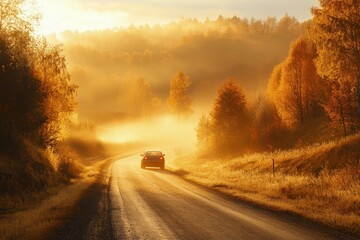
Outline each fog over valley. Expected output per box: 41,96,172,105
52,16,305,123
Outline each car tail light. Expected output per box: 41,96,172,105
160,156,163,160
144,156,148,160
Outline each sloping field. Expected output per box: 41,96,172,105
171,134,360,234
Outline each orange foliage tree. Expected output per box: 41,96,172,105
197,79,249,155
267,63,283,107
310,0,360,135
322,79,357,137
251,94,290,151
268,38,324,128
167,70,192,117
120,74,161,116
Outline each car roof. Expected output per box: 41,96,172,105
145,150,163,154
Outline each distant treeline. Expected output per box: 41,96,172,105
57,14,306,120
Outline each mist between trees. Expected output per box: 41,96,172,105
196,0,360,156
55,14,305,121
2,0,360,191
57,3,360,156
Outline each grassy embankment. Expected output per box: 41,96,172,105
0,137,130,239
171,134,360,234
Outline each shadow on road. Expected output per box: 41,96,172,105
142,167,190,177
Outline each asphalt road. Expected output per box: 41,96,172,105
108,154,356,240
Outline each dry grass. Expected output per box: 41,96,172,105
0,137,138,240
0,161,104,240
171,134,360,234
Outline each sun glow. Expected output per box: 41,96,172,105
97,115,197,151
32,0,317,36
35,0,128,35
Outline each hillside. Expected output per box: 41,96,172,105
171,133,360,234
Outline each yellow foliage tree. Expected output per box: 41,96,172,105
167,70,192,117
0,0,76,150
33,40,77,147
120,74,162,116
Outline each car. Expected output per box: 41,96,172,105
141,151,165,169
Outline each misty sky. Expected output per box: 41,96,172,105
37,0,318,34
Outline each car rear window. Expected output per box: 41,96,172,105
146,151,162,156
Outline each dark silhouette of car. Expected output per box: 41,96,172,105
141,151,165,169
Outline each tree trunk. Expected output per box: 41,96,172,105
356,73,360,118
338,99,347,138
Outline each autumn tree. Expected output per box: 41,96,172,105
0,0,36,31
251,94,280,150
209,79,248,155
196,114,212,152
267,63,283,106
310,0,360,134
0,36,41,141
270,38,324,128
322,80,356,137
0,0,38,67
276,14,302,36
0,0,40,147
119,74,161,116
33,39,77,147
167,70,192,117
0,0,76,151
251,94,271,149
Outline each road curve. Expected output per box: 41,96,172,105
109,154,355,240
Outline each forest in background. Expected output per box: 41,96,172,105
51,15,306,122
52,4,360,155
197,0,360,155
174,1,360,233
1,0,360,237
1,0,359,207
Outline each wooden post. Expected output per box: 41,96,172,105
272,158,275,176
